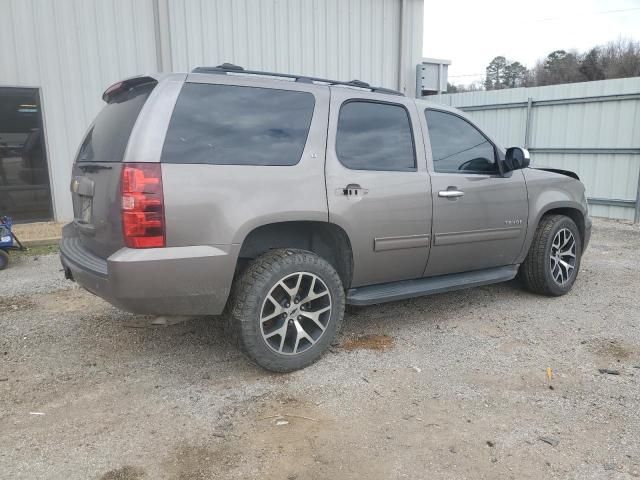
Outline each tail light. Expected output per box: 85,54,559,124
121,163,165,248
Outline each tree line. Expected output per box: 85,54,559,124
448,38,640,93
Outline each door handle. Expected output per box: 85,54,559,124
338,184,369,196
438,189,465,198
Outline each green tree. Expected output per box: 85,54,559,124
456,38,640,92
484,56,508,90
544,50,568,68
503,61,528,88
485,57,528,90
446,82,460,93
542,50,582,85
579,47,604,81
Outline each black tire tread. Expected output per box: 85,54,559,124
520,214,579,296
225,248,345,372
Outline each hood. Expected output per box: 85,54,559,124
532,167,580,181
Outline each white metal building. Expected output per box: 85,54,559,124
0,0,425,223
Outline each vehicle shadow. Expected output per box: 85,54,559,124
340,278,525,335
58,277,528,378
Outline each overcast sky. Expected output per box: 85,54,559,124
422,0,640,85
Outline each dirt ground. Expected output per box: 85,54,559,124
1,218,639,480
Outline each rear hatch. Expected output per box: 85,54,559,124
70,78,156,259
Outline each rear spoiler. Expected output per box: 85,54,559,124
533,167,580,181
102,76,158,103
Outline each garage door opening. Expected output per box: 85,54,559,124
0,87,52,222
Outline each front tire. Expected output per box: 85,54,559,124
227,249,345,372
520,214,582,296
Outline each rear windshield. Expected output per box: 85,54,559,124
76,82,155,162
161,83,315,166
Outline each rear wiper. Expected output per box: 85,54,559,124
78,164,113,172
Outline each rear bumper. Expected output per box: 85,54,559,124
60,224,239,316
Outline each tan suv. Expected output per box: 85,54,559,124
60,64,592,371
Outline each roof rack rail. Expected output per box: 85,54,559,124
191,63,404,96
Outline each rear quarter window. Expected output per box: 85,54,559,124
161,83,315,166
77,82,155,162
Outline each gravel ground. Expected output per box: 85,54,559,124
1,218,639,480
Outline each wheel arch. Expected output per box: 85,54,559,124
236,221,354,288
540,206,586,246
517,201,587,263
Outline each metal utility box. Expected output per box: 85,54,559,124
417,58,451,96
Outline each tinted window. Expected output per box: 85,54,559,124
336,101,415,171
162,83,315,166
77,82,154,162
425,109,497,173
0,87,52,221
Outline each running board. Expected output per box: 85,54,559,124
346,265,519,306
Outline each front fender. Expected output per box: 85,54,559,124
516,169,588,263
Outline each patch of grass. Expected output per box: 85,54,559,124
13,244,59,257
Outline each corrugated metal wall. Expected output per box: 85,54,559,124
432,78,640,221
0,0,158,222
162,0,423,95
0,0,424,222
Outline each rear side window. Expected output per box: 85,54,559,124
425,109,497,174
336,101,415,171
77,82,155,162
161,83,315,166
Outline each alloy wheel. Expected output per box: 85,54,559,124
260,272,332,355
549,228,577,285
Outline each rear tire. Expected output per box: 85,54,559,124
227,248,345,372
0,250,9,270
520,214,582,296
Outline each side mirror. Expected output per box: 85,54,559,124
503,147,530,172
